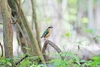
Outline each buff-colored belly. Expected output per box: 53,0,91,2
44,29,51,38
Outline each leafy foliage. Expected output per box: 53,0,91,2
0,53,100,67
49,52,100,67
0,57,12,67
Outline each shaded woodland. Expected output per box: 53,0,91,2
0,0,100,67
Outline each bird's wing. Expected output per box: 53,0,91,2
41,29,49,38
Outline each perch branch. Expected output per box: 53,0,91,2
42,40,64,60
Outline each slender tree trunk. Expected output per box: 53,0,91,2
1,0,14,67
15,0,46,64
31,0,41,50
88,0,94,29
96,0,100,30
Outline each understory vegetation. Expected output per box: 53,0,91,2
0,52,100,67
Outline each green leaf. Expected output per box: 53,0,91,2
96,36,100,38
74,56,80,65
56,0,62,3
6,62,12,66
85,29,94,33
50,59,55,63
6,58,11,61
68,14,77,21
80,60,86,64
65,33,70,37
68,0,77,5
18,59,31,67
81,17,88,23
0,57,6,63
43,18,51,23
91,56,100,61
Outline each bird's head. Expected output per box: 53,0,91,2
48,26,53,29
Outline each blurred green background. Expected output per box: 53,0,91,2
21,0,100,58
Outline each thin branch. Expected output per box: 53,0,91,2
0,23,3,25
0,42,3,57
15,54,28,65
31,0,41,50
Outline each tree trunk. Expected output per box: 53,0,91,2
1,0,14,67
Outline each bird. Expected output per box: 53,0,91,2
41,26,53,38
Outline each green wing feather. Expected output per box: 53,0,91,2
41,29,49,38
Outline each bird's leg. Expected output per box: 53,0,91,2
44,38,46,41
44,38,49,41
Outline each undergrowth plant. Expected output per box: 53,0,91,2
49,52,100,67
0,52,100,67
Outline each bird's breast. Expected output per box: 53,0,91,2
44,28,51,38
